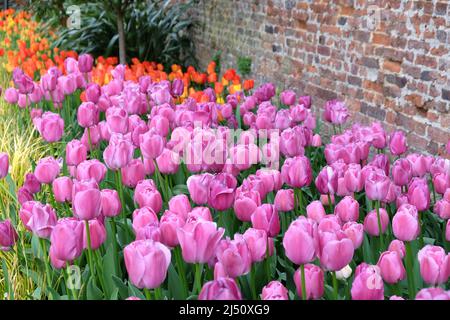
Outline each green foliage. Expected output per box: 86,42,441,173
237,56,252,76
212,50,222,74
39,0,198,67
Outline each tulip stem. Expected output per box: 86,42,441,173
154,287,162,300
405,241,416,299
300,264,307,300
39,238,53,293
375,201,384,251
174,246,188,298
87,127,94,159
193,263,203,295
418,211,424,248
109,218,121,275
332,271,339,300
84,220,96,279
114,170,126,224
327,193,333,214
295,188,304,215
144,288,152,300
250,266,257,300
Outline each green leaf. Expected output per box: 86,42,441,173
87,277,103,300
168,264,186,300
128,283,146,300
111,275,129,299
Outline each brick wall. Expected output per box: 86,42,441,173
191,0,450,155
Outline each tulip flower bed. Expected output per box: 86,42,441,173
0,10,450,301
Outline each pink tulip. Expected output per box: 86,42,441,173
311,134,322,147
234,189,261,221
156,148,180,174
315,166,338,195
18,187,33,205
65,139,87,166
177,219,224,263
85,83,101,103
417,245,449,285
371,122,387,149
168,194,191,220
34,156,60,184
342,221,364,249
392,203,420,241
0,153,8,179
365,170,390,201
335,196,359,222
103,134,134,170
392,158,412,187
132,207,159,235
78,53,94,73
33,112,64,142
159,211,185,247
294,264,324,300
149,115,170,137
133,179,162,213
255,168,282,193
121,159,145,188
50,218,84,262
187,173,214,205
4,88,19,104
124,239,171,289
106,106,129,134
280,90,296,106
76,159,107,183
364,208,389,236
0,220,18,251
208,173,237,211
189,207,213,221
283,216,318,265
389,130,407,155
324,100,350,124
199,278,242,300
388,240,406,259
100,189,121,217
274,189,294,212
281,156,313,188
306,201,326,223
139,130,165,159
434,199,450,220
216,234,252,278
407,178,430,211
23,173,41,194
320,236,354,271
416,288,450,300
261,281,289,300
406,153,429,177
77,102,99,128
351,264,384,300
52,177,73,203
433,172,450,195
73,188,102,220
251,204,280,237
242,228,271,263
377,251,406,284
83,219,106,250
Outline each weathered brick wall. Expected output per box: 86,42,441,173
191,0,450,155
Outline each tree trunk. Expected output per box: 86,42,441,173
116,12,126,65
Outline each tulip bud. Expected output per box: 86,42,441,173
364,208,390,236
351,264,384,300
389,130,407,155
0,220,18,251
251,204,280,237
294,264,324,300
306,200,326,223
261,281,289,300
73,188,102,220
377,251,406,284
100,189,121,217
121,159,145,188
199,278,242,300
52,177,73,202
134,179,162,213
417,245,449,285
83,219,106,250
0,153,9,179
335,196,359,222
50,218,84,263
124,240,171,289
392,204,420,241
274,189,294,212
283,216,318,265
34,157,61,184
